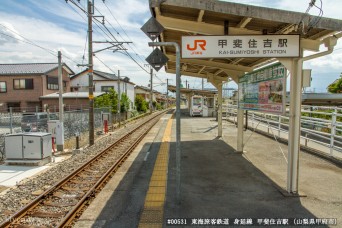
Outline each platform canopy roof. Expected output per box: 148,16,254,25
168,84,217,97
149,0,342,83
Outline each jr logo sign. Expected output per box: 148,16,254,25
186,40,206,51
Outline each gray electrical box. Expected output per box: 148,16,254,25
5,132,52,160
5,133,24,159
23,132,52,159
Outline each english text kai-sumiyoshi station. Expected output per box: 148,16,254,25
148,0,342,194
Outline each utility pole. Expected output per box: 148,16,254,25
150,68,153,114
88,0,94,146
202,78,204,90
57,51,64,151
117,70,121,127
185,79,188,89
166,79,170,108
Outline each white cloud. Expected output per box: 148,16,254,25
0,22,22,45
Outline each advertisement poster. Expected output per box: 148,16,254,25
238,63,286,115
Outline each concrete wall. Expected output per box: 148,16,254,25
41,98,89,111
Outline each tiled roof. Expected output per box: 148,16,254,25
71,69,131,82
40,92,105,99
94,70,118,80
0,63,59,75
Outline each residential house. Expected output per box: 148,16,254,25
0,63,74,112
70,69,135,110
134,85,156,103
40,92,105,111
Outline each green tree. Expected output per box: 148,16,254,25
327,73,342,93
135,95,148,113
94,88,118,113
120,93,131,113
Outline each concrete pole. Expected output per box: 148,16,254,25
9,107,13,134
237,81,244,152
88,0,95,146
57,51,64,151
218,82,223,137
150,68,153,114
166,79,169,108
58,51,63,123
118,70,121,127
175,44,181,204
237,109,244,152
188,94,191,112
287,53,303,194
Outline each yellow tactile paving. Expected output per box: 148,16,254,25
147,187,166,194
145,193,166,202
149,180,166,187
144,201,164,208
138,114,173,228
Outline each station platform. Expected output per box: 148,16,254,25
0,155,69,192
75,110,342,227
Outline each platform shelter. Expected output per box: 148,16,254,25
149,0,342,193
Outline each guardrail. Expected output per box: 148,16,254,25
225,105,342,158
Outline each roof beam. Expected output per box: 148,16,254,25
230,58,244,65
214,69,224,75
236,17,252,28
156,14,262,35
167,69,228,82
198,66,206,74
309,30,336,41
155,6,161,15
275,24,296,34
151,0,342,31
166,54,253,72
197,9,205,22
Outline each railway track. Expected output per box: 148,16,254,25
0,111,166,228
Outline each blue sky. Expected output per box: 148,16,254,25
0,0,341,94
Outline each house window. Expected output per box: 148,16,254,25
101,86,114,92
0,82,6,93
47,76,58,90
13,79,33,90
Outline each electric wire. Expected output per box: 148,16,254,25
82,32,88,65
102,0,148,65
94,55,117,74
66,0,166,86
0,25,81,66
71,0,149,75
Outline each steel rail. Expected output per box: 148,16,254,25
0,110,167,228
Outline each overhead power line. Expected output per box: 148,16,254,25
101,0,147,65
0,24,80,65
66,0,149,75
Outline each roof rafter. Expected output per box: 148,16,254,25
156,14,262,35
197,9,205,22
236,17,252,28
166,54,253,72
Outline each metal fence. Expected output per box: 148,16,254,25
0,107,131,160
225,105,342,157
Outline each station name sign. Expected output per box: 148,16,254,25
182,35,300,58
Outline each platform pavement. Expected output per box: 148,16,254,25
0,155,70,190
75,110,341,227
165,114,342,227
